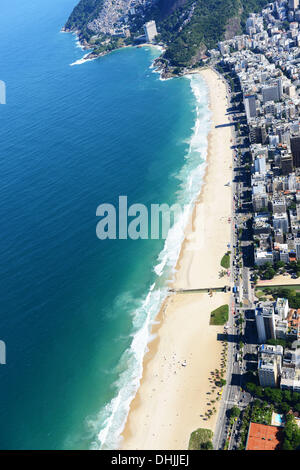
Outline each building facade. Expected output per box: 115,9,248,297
143,20,157,42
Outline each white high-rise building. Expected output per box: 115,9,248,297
258,354,279,388
244,94,257,121
295,238,300,260
289,0,299,11
288,173,297,191
144,20,157,43
262,79,283,104
275,298,289,320
256,309,267,343
273,213,289,233
255,304,276,343
254,155,266,175
272,196,286,214
258,344,283,388
218,42,229,56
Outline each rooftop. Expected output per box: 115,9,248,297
246,422,283,450
259,344,283,355
258,355,277,370
288,309,300,330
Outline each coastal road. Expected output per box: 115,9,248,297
213,83,243,450
213,75,259,450
212,85,256,450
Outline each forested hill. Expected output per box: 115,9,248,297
64,0,105,36
158,0,269,66
64,0,269,67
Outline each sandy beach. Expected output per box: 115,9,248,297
173,69,233,290
121,68,233,450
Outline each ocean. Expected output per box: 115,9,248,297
0,0,210,449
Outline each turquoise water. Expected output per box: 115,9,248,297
0,0,210,449
273,414,284,426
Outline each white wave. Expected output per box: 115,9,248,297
85,71,211,451
159,75,172,82
88,284,168,450
64,28,93,64
147,44,165,54
70,54,95,67
75,39,84,50
154,74,211,276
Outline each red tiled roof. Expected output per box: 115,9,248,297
246,423,283,451
288,309,300,329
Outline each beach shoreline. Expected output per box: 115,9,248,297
120,68,233,450
64,26,166,67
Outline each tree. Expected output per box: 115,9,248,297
202,441,213,450
282,439,294,450
265,388,282,404
294,403,300,413
274,261,285,270
255,387,264,399
283,390,292,403
280,402,290,414
282,414,300,450
291,392,300,405
245,382,256,394
267,338,287,348
264,267,275,280
230,406,241,418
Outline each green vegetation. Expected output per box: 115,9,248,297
238,400,274,449
251,399,273,425
210,304,229,325
230,406,241,419
93,37,125,55
255,289,268,299
282,414,300,450
287,260,300,278
162,0,241,67
160,0,269,67
65,0,105,41
255,286,300,310
260,285,300,292
256,260,300,282
65,0,270,66
243,384,300,449
221,252,231,269
245,383,300,414
256,262,276,280
188,428,213,450
239,405,251,450
289,202,297,212
217,378,227,387
266,338,291,349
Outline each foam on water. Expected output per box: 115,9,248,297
154,75,210,276
87,72,211,450
70,53,95,66
75,39,84,51
88,284,168,450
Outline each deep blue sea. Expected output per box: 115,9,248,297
0,0,210,449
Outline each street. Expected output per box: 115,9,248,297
213,76,255,450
